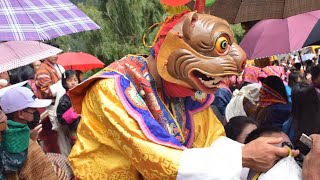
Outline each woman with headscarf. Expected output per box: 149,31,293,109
225,83,261,122
256,76,291,128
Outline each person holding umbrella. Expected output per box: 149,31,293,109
35,42,69,155
35,42,65,127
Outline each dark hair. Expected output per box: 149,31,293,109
5,112,14,121
239,81,251,90
305,60,315,75
224,116,257,141
293,63,301,71
272,60,279,66
244,126,282,144
62,70,80,90
262,76,288,102
9,66,35,84
292,82,320,154
311,64,320,81
288,71,303,88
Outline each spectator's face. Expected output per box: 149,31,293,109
32,60,41,70
313,75,320,88
46,55,58,64
237,123,258,144
18,108,37,123
0,71,10,82
66,74,79,90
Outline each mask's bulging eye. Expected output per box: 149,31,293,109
215,34,231,54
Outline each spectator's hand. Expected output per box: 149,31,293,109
0,109,7,132
303,134,320,180
242,137,299,172
30,124,42,141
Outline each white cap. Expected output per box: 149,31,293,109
0,87,52,114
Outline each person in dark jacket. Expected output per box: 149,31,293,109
56,70,81,145
256,76,291,129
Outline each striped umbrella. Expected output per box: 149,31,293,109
0,0,100,41
0,41,62,73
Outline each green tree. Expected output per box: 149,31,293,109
231,24,245,44
55,0,244,70
55,0,165,67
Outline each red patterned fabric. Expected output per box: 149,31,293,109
259,83,287,107
242,66,261,83
259,66,285,81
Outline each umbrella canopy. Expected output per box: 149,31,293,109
57,52,104,72
211,0,320,24
301,53,316,61
240,10,320,59
0,41,62,73
0,0,100,41
161,0,191,6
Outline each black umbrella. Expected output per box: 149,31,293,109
304,20,320,46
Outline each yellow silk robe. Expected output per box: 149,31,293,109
69,56,225,180
68,56,225,179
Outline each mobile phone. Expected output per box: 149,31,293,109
299,133,313,149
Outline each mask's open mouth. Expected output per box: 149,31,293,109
192,70,225,89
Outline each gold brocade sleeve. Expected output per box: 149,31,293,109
192,107,226,148
69,79,182,180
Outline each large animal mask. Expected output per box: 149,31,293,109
157,12,246,94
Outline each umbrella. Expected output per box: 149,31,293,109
301,53,316,61
0,0,100,41
0,41,62,73
161,0,209,13
239,10,320,59
211,0,320,24
57,52,104,71
161,0,191,6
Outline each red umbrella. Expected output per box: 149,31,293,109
160,0,206,12
57,52,104,71
161,0,191,6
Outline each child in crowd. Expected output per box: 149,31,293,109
56,70,81,146
244,126,301,179
224,116,258,143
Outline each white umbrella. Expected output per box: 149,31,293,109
301,53,316,62
0,41,62,73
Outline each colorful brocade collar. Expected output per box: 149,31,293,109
98,55,214,149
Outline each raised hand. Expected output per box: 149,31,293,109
303,134,320,180
242,137,299,172
0,109,7,132
30,123,43,141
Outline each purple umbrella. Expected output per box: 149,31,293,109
0,0,100,41
240,10,320,59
